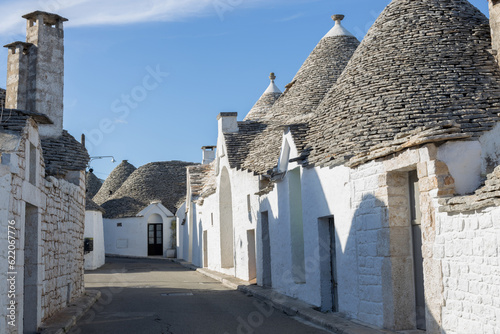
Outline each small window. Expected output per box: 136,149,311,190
247,195,251,213
117,223,122,227
29,143,36,185
211,213,214,226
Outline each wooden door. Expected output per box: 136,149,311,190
148,224,163,256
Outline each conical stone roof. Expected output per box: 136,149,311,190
86,171,102,198
263,14,360,123
244,73,282,121
85,194,105,213
101,161,197,219
238,15,359,174
306,0,500,168
93,160,136,205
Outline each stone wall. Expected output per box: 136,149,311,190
436,208,500,334
40,172,86,320
349,161,387,327
0,119,86,332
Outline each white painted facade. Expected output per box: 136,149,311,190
84,210,105,270
104,202,175,258
180,112,500,333
177,3,500,333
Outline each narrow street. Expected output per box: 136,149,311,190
69,257,332,334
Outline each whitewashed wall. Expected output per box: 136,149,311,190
104,204,174,258
179,122,500,333
189,163,260,280
84,210,105,270
436,208,500,333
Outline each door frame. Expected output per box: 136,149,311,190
147,223,163,256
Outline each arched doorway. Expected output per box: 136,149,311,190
219,167,234,268
148,214,163,256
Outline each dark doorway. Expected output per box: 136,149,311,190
328,218,339,312
261,211,272,287
319,216,338,312
409,171,426,330
148,224,163,256
24,203,39,334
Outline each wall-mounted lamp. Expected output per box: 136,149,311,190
87,156,116,173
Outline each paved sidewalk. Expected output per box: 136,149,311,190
172,259,395,334
38,290,101,334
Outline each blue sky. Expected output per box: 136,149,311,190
0,0,490,179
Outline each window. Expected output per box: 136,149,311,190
247,194,251,213
29,143,36,185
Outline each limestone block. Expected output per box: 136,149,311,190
417,161,428,178
419,176,439,192
419,144,438,162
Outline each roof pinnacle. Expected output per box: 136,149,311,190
332,14,345,23
270,72,276,82
323,13,355,39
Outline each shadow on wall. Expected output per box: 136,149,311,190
350,192,439,332
260,165,439,332
193,218,203,267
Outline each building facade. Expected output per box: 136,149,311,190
95,160,195,258
0,11,89,333
179,1,500,333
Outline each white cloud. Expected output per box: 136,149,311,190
275,13,303,22
0,0,270,36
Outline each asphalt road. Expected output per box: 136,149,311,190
69,257,332,334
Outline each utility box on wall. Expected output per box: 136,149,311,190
84,238,94,254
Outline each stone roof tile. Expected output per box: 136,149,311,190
101,161,197,219
440,165,500,212
0,108,51,133
86,172,102,198
41,130,90,177
187,163,217,204
85,194,105,213
244,73,282,121
93,160,136,205
237,17,359,174
224,121,268,170
306,0,500,168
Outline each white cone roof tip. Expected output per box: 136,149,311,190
264,72,282,94
323,14,355,39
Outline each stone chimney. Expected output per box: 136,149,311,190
4,42,32,111
490,0,500,57
202,146,216,165
4,11,68,138
217,112,239,133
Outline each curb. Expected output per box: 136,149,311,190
173,259,395,334
38,290,101,334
